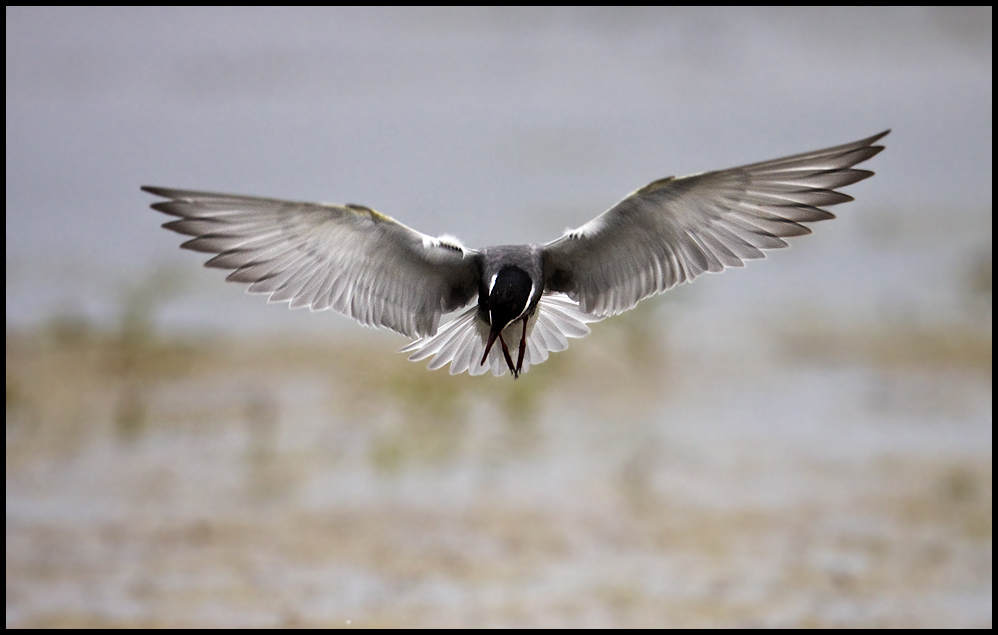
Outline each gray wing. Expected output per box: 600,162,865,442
542,130,888,316
144,186,481,338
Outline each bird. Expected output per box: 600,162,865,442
144,130,887,379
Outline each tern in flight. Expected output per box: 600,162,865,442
145,130,887,378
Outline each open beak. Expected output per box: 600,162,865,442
481,322,524,378
481,326,502,367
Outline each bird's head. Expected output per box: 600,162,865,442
481,265,534,365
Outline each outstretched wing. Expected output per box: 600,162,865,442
543,130,888,317
144,186,481,338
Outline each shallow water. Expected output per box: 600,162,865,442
6,319,991,627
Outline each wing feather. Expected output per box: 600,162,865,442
543,130,888,316
400,293,600,376
144,187,481,338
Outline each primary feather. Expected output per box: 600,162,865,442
144,187,480,339
542,130,888,317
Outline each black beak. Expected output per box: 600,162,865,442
481,326,502,367
481,323,520,377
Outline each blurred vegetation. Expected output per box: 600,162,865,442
6,266,207,460
7,259,993,629
779,320,992,374
6,268,672,473
967,243,992,312
780,241,992,375
8,246,993,473
324,297,671,471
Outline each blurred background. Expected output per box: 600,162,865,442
6,7,991,627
